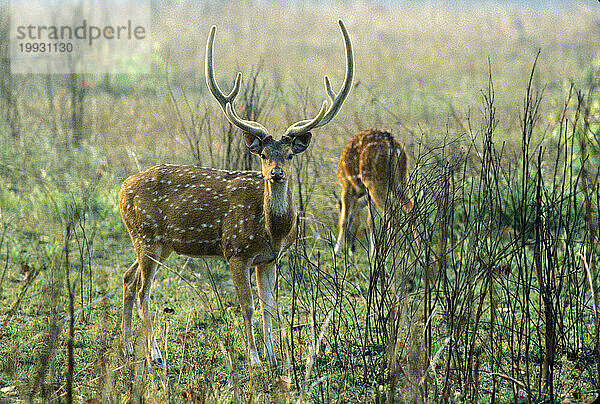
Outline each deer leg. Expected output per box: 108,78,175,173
366,196,377,260
348,196,369,254
334,186,358,256
230,258,261,367
137,246,163,364
256,261,277,366
122,260,139,357
365,182,391,260
347,209,361,254
384,208,396,252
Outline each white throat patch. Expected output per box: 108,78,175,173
268,180,289,216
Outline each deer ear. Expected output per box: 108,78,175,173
291,132,312,154
244,133,263,155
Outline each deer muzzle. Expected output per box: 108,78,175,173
270,168,285,183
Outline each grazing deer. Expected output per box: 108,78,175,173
119,20,353,367
334,130,414,256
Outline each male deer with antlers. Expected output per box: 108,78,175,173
333,130,414,257
119,20,353,367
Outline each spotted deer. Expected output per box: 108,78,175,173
334,130,414,256
119,20,353,367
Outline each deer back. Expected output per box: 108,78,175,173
337,130,409,196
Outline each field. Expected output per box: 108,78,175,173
1,0,600,402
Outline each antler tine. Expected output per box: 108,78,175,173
319,19,354,127
283,100,329,137
225,103,270,139
284,20,354,138
205,26,270,139
324,76,336,103
205,26,241,111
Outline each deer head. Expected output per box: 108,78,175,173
205,20,354,193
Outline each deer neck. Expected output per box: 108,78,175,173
265,179,290,216
263,178,295,243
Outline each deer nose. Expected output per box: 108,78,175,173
270,168,285,182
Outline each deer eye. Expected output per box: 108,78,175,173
287,154,293,160
260,153,267,160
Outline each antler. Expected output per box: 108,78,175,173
205,26,270,140
284,20,354,138
206,20,353,140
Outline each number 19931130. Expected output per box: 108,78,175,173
19,42,73,53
